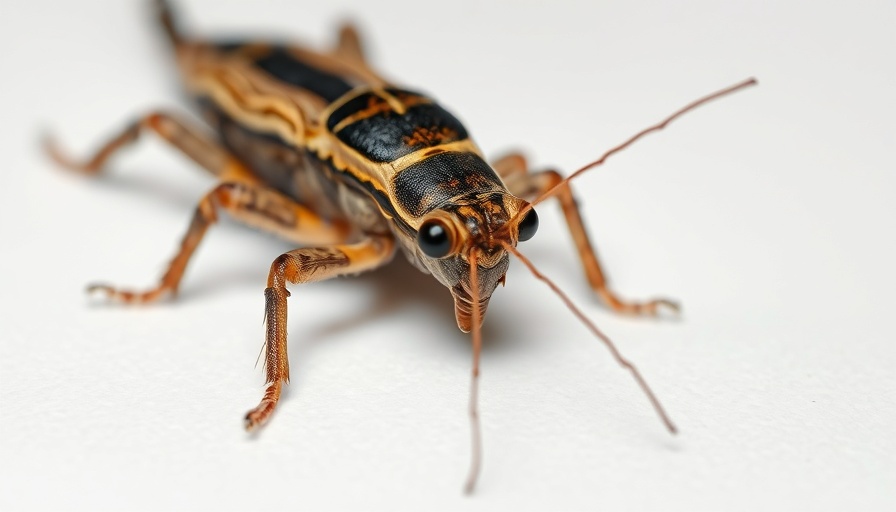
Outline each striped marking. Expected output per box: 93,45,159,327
328,92,471,163
254,47,354,103
178,40,506,231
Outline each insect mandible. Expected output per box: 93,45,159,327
45,0,756,493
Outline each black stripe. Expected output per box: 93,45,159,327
254,47,354,103
327,89,469,163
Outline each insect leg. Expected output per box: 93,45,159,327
492,152,531,187
45,111,252,181
245,235,396,431
91,182,352,304
493,153,678,316
333,23,366,63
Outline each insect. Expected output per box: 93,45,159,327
46,0,755,493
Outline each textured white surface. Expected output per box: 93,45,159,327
1,0,895,510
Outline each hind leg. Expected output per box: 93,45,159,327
45,110,348,302
493,152,678,316
45,110,255,183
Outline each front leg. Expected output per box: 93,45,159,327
245,235,396,431
493,153,678,316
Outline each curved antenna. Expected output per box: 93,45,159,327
464,250,484,494
514,78,757,222
458,78,756,491
502,242,677,434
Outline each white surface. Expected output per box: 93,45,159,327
1,1,894,510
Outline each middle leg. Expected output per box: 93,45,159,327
92,181,352,303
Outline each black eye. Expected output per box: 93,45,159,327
418,220,453,258
518,209,539,242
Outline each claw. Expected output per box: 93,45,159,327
42,134,83,172
643,298,681,317
85,282,172,304
244,403,274,432
245,382,282,432
597,288,681,318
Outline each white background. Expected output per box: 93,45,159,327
1,0,894,510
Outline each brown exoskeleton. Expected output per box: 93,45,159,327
46,0,756,492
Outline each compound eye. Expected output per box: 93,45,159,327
418,220,453,258
517,209,539,242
